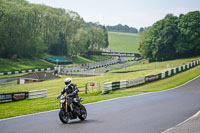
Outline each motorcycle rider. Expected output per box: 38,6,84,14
57,78,80,111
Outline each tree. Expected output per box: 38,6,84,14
139,14,179,61
139,11,200,61
69,28,89,57
106,24,138,33
174,11,200,57
139,27,144,32
0,0,110,58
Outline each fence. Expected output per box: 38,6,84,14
85,82,101,94
102,59,200,94
0,89,48,104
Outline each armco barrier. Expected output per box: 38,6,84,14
0,89,48,103
102,59,200,94
145,75,159,82
0,68,53,76
120,80,128,89
28,89,47,99
112,81,120,90
127,77,145,87
161,72,166,79
102,82,112,94
0,92,29,103
102,80,128,94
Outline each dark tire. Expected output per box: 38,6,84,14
59,110,69,124
78,105,87,121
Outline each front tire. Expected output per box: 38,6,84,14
78,105,87,121
59,110,69,124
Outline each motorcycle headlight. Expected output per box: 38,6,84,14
60,95,66,104
60,99,65,104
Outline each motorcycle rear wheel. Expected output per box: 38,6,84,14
78,105,87,121
59,110,69,124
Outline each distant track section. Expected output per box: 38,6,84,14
88,51,141,57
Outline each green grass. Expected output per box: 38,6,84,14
0,31,139,73
72,56,93,64
0,73,26,79
0,56,109,74
88,55,110,62
0,64,199,119
72,55,110,64
111,56,200,73
0,32,199,119
0,58,54,73
0,80,17,85
0,57,199,95
108,32,139,53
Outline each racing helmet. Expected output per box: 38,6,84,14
65,78,72,86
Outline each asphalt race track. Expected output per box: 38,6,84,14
1,76,200,133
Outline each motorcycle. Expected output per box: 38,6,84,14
58,94,87,124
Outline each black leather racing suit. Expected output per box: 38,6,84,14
59,84,79,111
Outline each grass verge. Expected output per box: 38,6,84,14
0,58,54,73
0,65,199,119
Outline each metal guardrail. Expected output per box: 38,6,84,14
0,89,48,104
58,57,129,74
28,89,47,99
102,59,200,94
0,68,53,76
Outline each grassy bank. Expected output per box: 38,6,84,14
0,56,199,119
0,31,138,73
108,32,139,53
0,57,199,95
0,65,199,119
0,58,54,73
72,55,110,64
0,55,110,73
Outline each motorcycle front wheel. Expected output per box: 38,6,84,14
78,104,87,121
59,110,69,124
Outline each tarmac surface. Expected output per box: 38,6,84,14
0,76,200,133
83,60,136,73
163,111,200,133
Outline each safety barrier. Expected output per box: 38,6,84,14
28,89,47,99
102,59,200,94
0,89,48,103
0,68,54,76
102,80,129,94
58,56,129,75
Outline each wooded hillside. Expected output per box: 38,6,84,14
139,11,200,61
0,0,109,58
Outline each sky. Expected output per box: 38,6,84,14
27,0,200,29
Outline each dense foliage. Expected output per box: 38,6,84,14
106,24,138,33
0,0,109,58
139,11,200,61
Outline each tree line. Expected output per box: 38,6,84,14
139,11,200,62
106,24,138,33
105,24,150,34
0,0,109,59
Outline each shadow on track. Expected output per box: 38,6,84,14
67,119,103,125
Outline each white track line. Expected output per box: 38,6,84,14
0,75,200,122
161,110,200,133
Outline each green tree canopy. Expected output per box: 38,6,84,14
139,11,200,61
174,11,200,57
0,0,109,58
